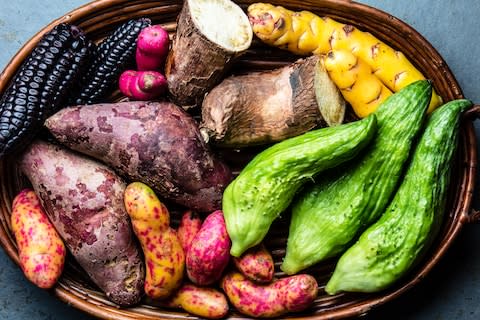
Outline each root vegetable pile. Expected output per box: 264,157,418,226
0,0,465,318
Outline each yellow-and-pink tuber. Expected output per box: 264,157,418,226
124,182,184,299
11,189,66,289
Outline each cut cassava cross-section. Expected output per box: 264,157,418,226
165,0,253,108
200,55,346,147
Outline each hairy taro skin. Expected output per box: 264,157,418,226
45,101,232,212
11,189,66,289
233,244,274,283
19,140,144,306
124,182,185,299
162,283,229,319
186,210,231,285
221,271,318,318
177,210,202,255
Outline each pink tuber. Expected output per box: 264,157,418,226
136,25,170,71
177,210,203,255
186,210,231,286
119,70,167,100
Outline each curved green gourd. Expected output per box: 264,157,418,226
223,114,378,257
282,80,432,274
325,99,471,294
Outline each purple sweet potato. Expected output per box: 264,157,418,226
19,140,144,306
186,210,230,285
44,101,232,212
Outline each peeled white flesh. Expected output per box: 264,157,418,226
189,0,253,52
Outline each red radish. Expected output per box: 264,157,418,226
136,25,170,71
119,70,167,100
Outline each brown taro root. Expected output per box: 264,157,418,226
165,0,253,108
45,101,232,212
19,140,144,306
200,55,346,147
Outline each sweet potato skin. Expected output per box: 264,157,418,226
19,140,144,306
124,182,185,299
177,210,202,254
11,189,66,289
221,271,318,318
186,210,231,285
161,283,229,319
233,244,274,283
44,101,232,212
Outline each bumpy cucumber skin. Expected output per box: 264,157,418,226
282,80,432,274
325,99,471,294
223,115,377,257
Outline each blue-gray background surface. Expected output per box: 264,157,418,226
1,1,479,319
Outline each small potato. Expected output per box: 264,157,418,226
162,283,229,319
186,210,230,285
124,182,185,299
177,210,202,254
11,189,66,289
221,271,318,318
233,243,274,283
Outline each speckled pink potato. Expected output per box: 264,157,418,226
177,210,202,254
233,243,274,283
221,271,318,318
19,140,144,306
11,189,66,289
186,210,231,285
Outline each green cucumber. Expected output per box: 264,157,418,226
282,80,432,274
223,115,377,257
325,99,471,294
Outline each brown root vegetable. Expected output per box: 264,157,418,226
200,55,346,147
165,0,253,108
19,140,144,306
44,101,232,213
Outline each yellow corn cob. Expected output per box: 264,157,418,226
323,50,393,118
248,3,442,112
